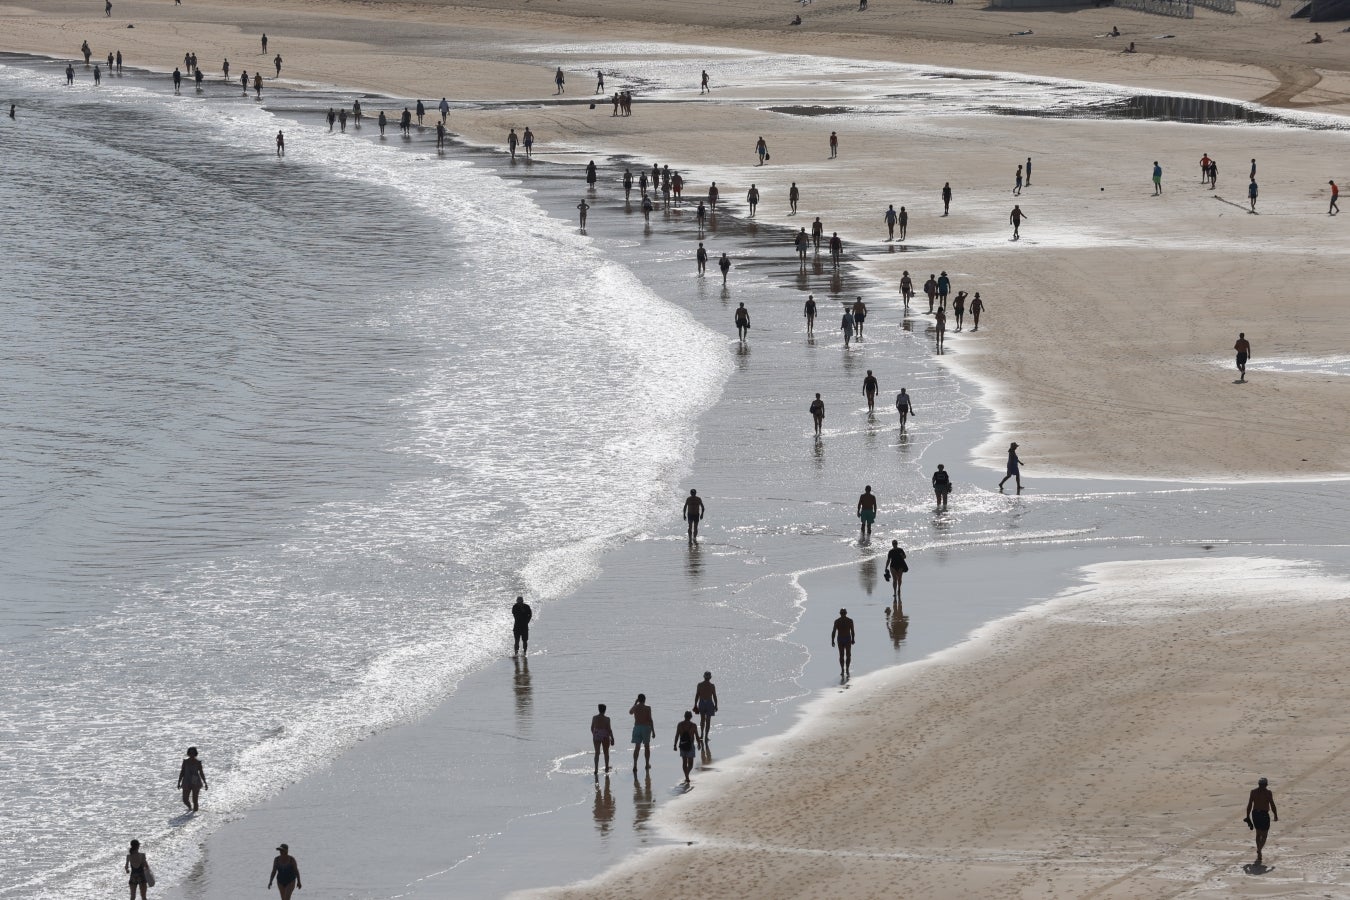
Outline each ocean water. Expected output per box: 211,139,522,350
0,58,726,898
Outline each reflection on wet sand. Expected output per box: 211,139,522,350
685,541,704,580
513,656,532,725
593,775,615,837
632,771,655,834
858,555,877,596
886,601,910,649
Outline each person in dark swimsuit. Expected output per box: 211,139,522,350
269,844,301,899
511,595,532,655
591,703,614,775
178,747,207,811
693,672,718,742
673,711,701,783
125,840,149,900
831,608,855,678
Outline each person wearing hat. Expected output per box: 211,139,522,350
1244,777,1278,864
998,442,1023,492
269,844,302,898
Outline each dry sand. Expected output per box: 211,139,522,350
528,557,1350,899
4,0,1350,477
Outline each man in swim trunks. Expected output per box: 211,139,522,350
1245,777,1277,864
511,595,532,655
734,303,750,342
856,485,877,538
694,672,719,742
863,369,879,412
591,703,614,775
629,694,655,771
673,711,701,783
851,296,867,338
683,489,704,540
811,216,824,250
719,252,731,286
696,242,708,275
804,295,816,333
810,392,825,434
1234,332,1251,383
1153,161,1162,196
831,608,855,678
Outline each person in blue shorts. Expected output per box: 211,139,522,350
673,712,701,783
629,694,655,771
856,485,877,538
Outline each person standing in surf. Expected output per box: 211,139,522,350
693,672,718,742
856,485,877,538
177,747,207,812
683,489,704,540
590,704,614,775
511,595,532,655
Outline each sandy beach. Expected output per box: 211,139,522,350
6,0,1350,478
7,0,1350,897
534,558,1350,899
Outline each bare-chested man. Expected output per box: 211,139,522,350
629,694,655,771
591,704,614,775
694,672,719,742
673,711,701,783
831,608,855,678
1245,777,1278,864
856,485,877,538
683,489,704,540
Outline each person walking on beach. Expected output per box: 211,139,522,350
863,369,879,413
81,40,91,66
622,167,633,199
554,67,565,94
1329,180,1339,215
696,200,707,233
173,68,182,93
683,489,704,540
831,608,855,678
934,306,947,352
1013,164,1023,196
1248,177,1259,213
641,194,654,222
952,291,966,331
696,242,708,276
924,274,938,313
1200,153,1211,183
629,694,655,771
856,485,877,538
1009,204,1026,240
900,271,914,308
931,463,951,509
1250,158,1257,180
898,206,909,241
1208,158,1218,189
177,747,207,812
970,292,984,331
942,181,952,216
585,160,598,187
261,33,268,54
326,108,336,132
438,97,449,123
94,64,101,86
718,252,731,286
755,135,768,165
105,0,112,17
895,387,914,429
810,392,825,434
885,539,908,597
116,50,122,74
673,711,701,783
885,205,898,241
66,62,75,85
937,271,950,308
811,216,823,251
576,198,590,229
268,844,301,899
523,127,534,158
378,110,387,136
701,69,710,93
840,305,854,349
511,595,532,655
795,228,810,265
998,442,1023,491
829,232,843,269
353,99,362,127
852,296,867,338
1025,156,1032,186
126,840,150,899
591,704,614,774
414,100,426,126
708,181,719,209
399,107,411,136
1152,161,1163,195
694,672,718,742
507,128,518,159
746,184,760,216
1245,777,1278,865
829,131,838,158
436,120,446,150
1234,332,1251,382
254,72,263,99
788,181,800,214
734,302,750,342
805,295,817,333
